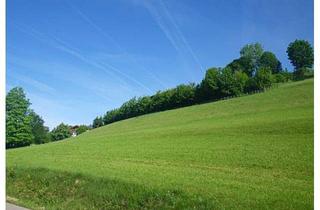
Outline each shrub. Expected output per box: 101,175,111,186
76,125,90,135
273,73,286,83
233,70,249,95
254,67,273,90
303,68,314,79
50,123,71,141
93,116,104,128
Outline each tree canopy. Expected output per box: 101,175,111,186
29,110,50,144
240,43,264,71
227,56,255,76
254,67,273,90
93,117,104,128
50,123,71,141
76,125,90,135
197,67,220,101
287,40,313,70
6,87,33,148
259,51,282,74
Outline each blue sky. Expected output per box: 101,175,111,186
7,0,314,129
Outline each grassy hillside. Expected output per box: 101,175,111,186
6,79,314,209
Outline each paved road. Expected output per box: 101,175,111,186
6,203,29,210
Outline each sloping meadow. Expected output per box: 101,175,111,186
7,79,314,209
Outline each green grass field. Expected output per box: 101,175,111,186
6,79,314,209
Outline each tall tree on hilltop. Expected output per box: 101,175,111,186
287,40,313,80
287,40,313,70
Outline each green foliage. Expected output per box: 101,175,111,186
136,96,152,115
76,125,90,135
100,84,197,126
46,132,53,142
197,67,220,101
259,51,282,74
216,67,240,97
97,62,263,128
287,40,314,70
227,56,255,76
93,116,104,128
240,42,264,71
273,69,294,83
293,67,314,80
50,123,71,141
197,68,249,101
280,69,293,81
150,89,175,111
29,111,49,144
273,73,286,83
6,87,33,148
7,80,314,209
254,67,274,90
303,68,314,79
233,70,250,94
171,83,196,107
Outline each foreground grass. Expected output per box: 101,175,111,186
7,79,314,209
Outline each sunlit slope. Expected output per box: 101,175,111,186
7,79,314,209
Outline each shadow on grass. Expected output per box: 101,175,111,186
6,167,216,210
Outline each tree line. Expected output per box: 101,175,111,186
93,40,313,129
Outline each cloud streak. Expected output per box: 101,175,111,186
11,73,57,95
142,0,204,74
6,53,134,103
13,23,154,94
65,1,168,89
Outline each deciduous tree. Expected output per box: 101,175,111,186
50,123,71,141
287,40,313,70
259,51,282,74
254,67,273,90
6,87,33,148
29,110,49,144
240,43,264,71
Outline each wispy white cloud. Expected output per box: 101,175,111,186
7,55,135,103
140,0,204,74
65,1,168,89
13,23,154,94
11,73,57,95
